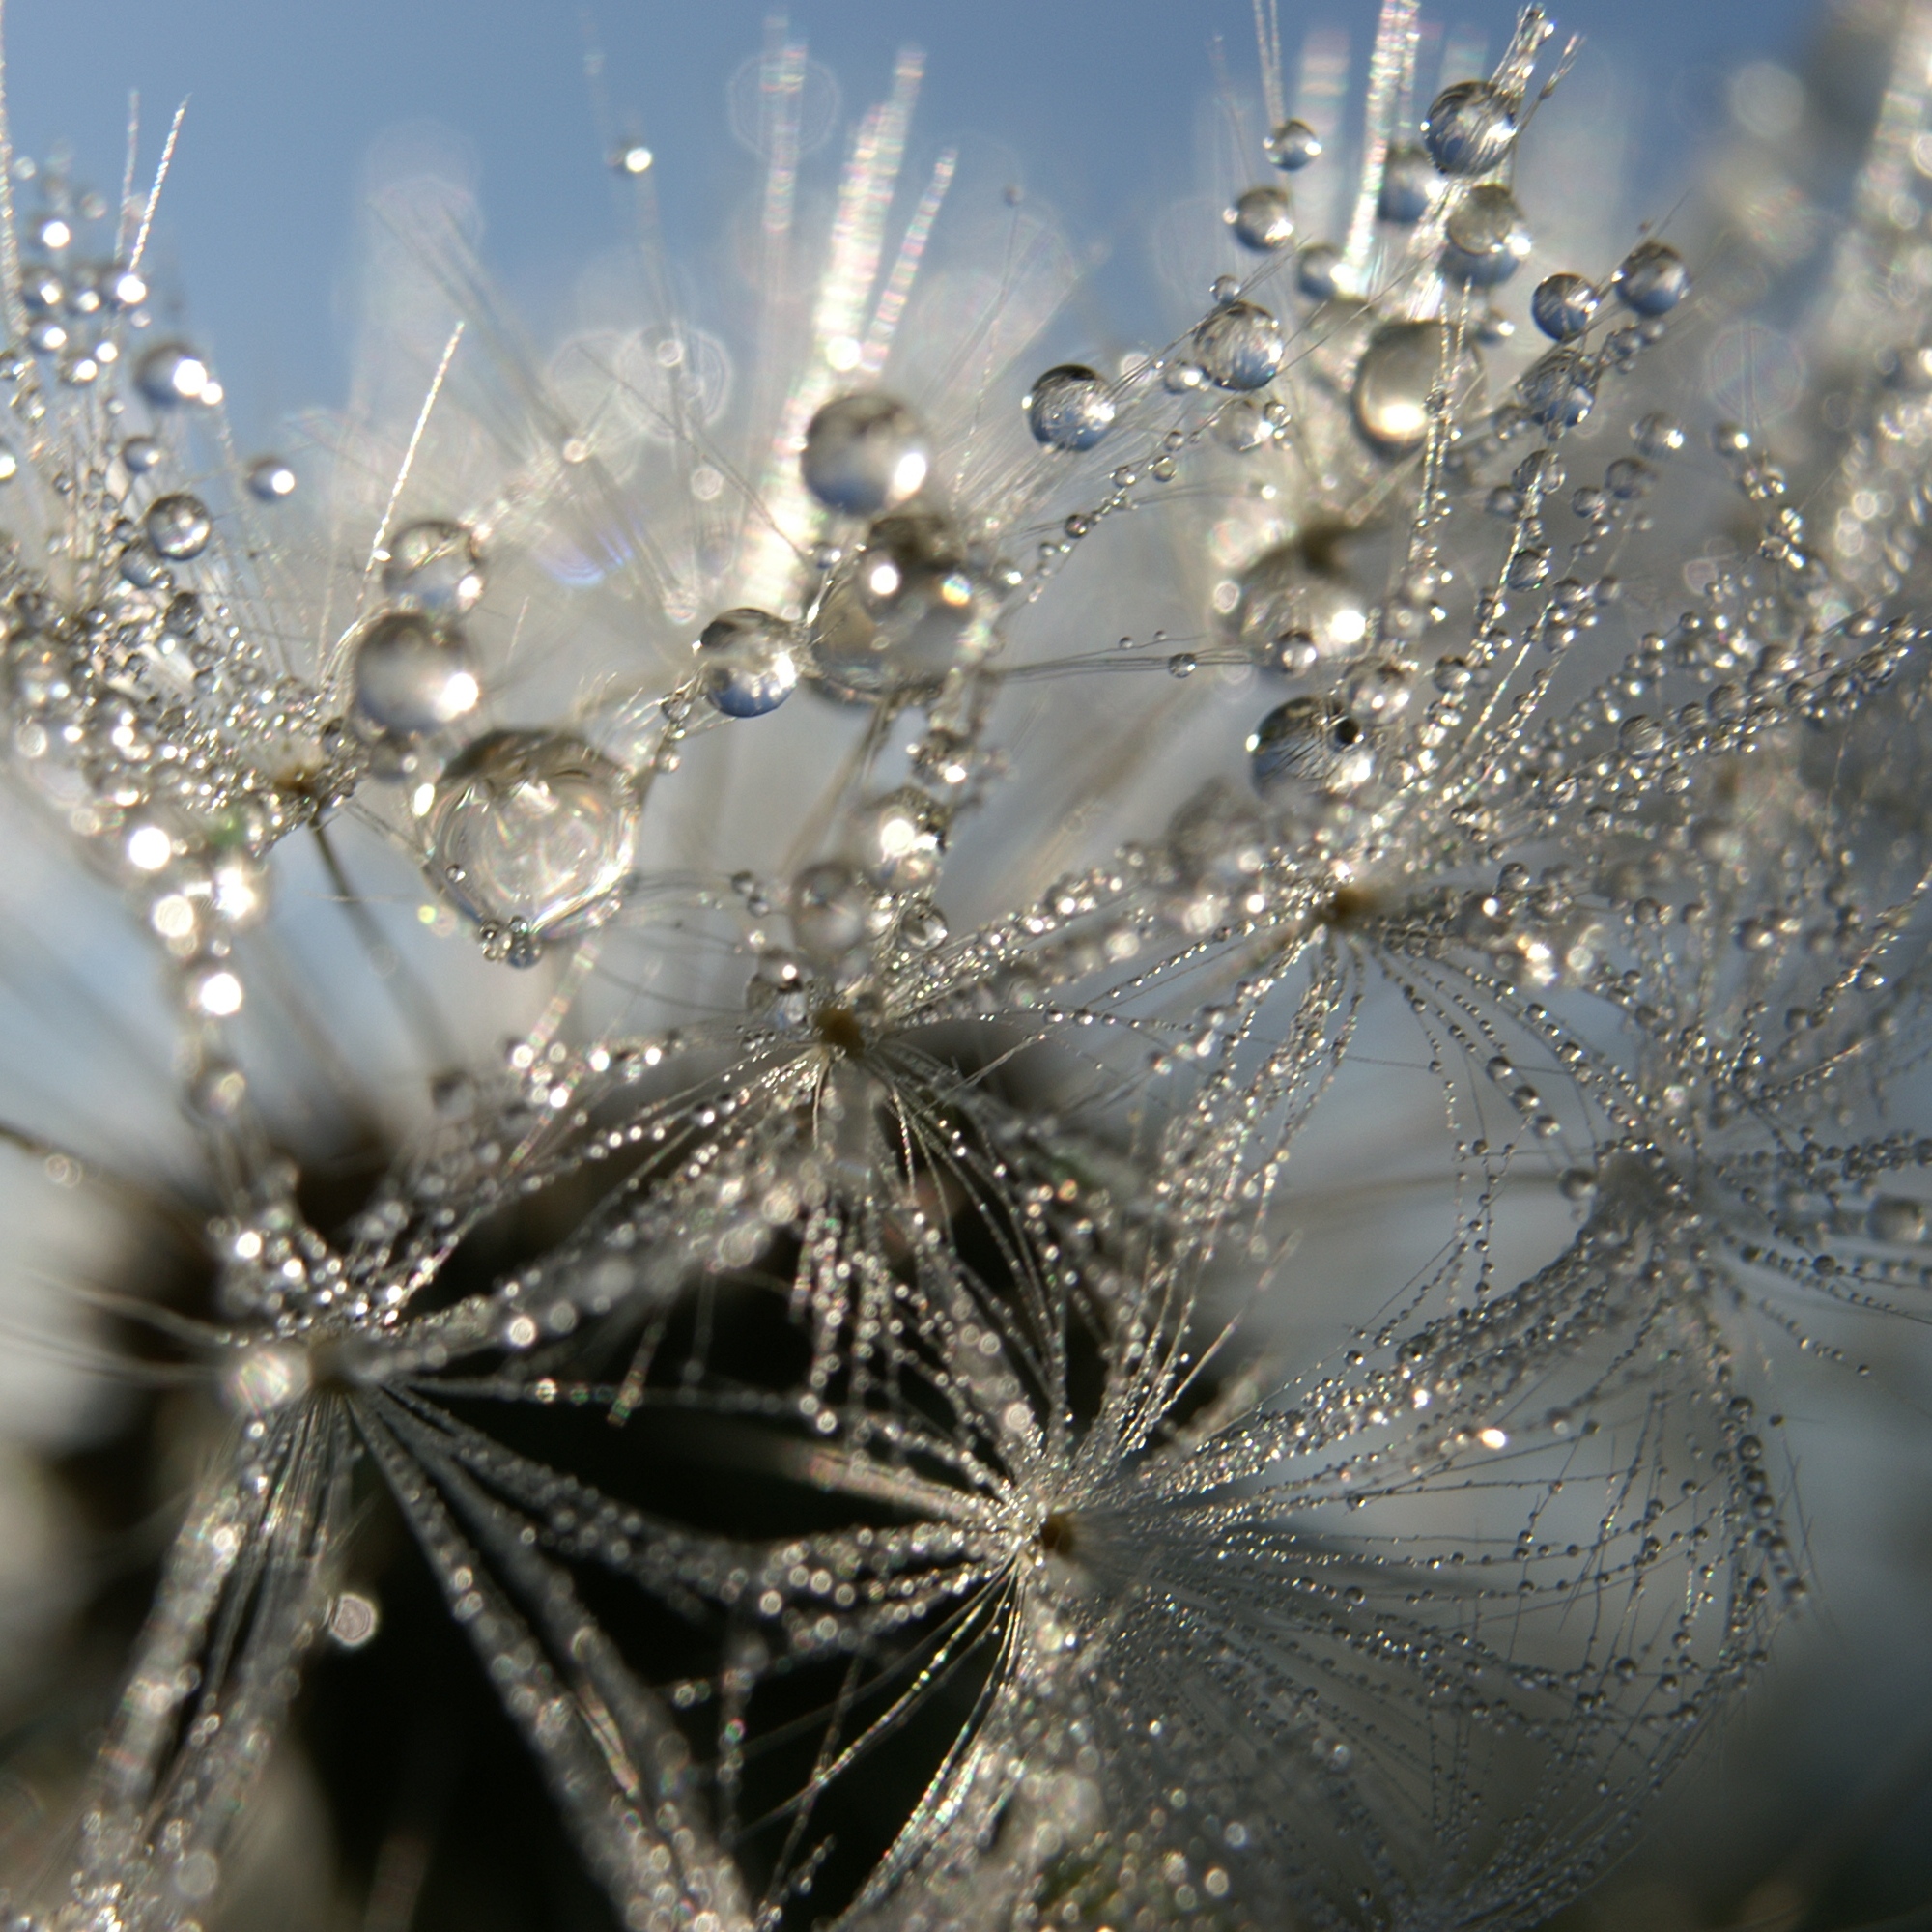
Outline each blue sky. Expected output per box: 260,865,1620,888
4,0,1817,443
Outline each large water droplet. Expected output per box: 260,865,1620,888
1351,321,1480,451
1296,242,1344,300
810,508,994,697
1248,696,1375,803
144,493,212,560
1264,118,1321,170
801,392,929,515
1443,185,1531,285
1191,300,1285,391
353,613,482,736
1531,273,1600,342
790,859,875,962
1227,185,1295,252
1229,530,1374,669
856,786,947,891
135,340,210,407
1518,349,1596,429
428,731,639,961
1422,80,1518,176
1610,240,1690,317
1378,145,1436,225
1024,365,1116,451
381,520,485,616
696,608,800,717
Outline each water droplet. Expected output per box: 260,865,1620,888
121,434,161,473
696,608,800,717
790,859,874,962
810,507,994,696
1507,545,1551,589
381,520,484,617
135,340,210,407
1518,349,1596,429
222,1343,310,1415
1209,273,1242,307
1296,242,1344,300
1227,185,1295,252
247,456,297,500
1191,299,1285,391
1264,118,1321,170
352,612,482,736
429,731,639,960
857,786,947,890
1230,532,1373,667
801,392,929,515
1443,185,1532,285
1378,144,1435,225
1605,456,1654,498
144,493,212,560
1213,399,1271,453
1248,696,1375,802
1531,273,1600,342
1610,239,1690,317
1423,79,1518,176
1024,364,1116,451
328,1592,381,1650
1633,412,1687,457
1711,420,1753,457
1168,651,1199,678
1870,1195,1927,1243
1352,321,1480,451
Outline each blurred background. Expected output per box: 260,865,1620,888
3,3,1930,1930
5,0,1817,449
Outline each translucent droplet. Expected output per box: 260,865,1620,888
1378,145,1435,225
810,508,994,696
1264,118,1321,170
1531,273,1600,342
121,434,161,473
1605,456,1654,498
1209,273,1242,307
144,493,212,560
1507,545,1551,589
381,520,484,617
247,456,297,500
1248,696,1375,802
1229,533,1373,668
352,612,481,735
857,786,947,890
1610,240,1690,316
135,340,210,407
1422,79,1518,176
1296,242,1344,300
790,859,874,962
1024,365,1116,451
696,607,800,717
1518,349,1596,429
1633,412,1687,457
221,1343,311,1416
1227,185,1295,252
1352,321,1480,451
428,731,639,960
1213,400,1271,453
801,392,929,515
1443,184,1531,285
1191,299,1285,392
1870,1195,1927,1243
